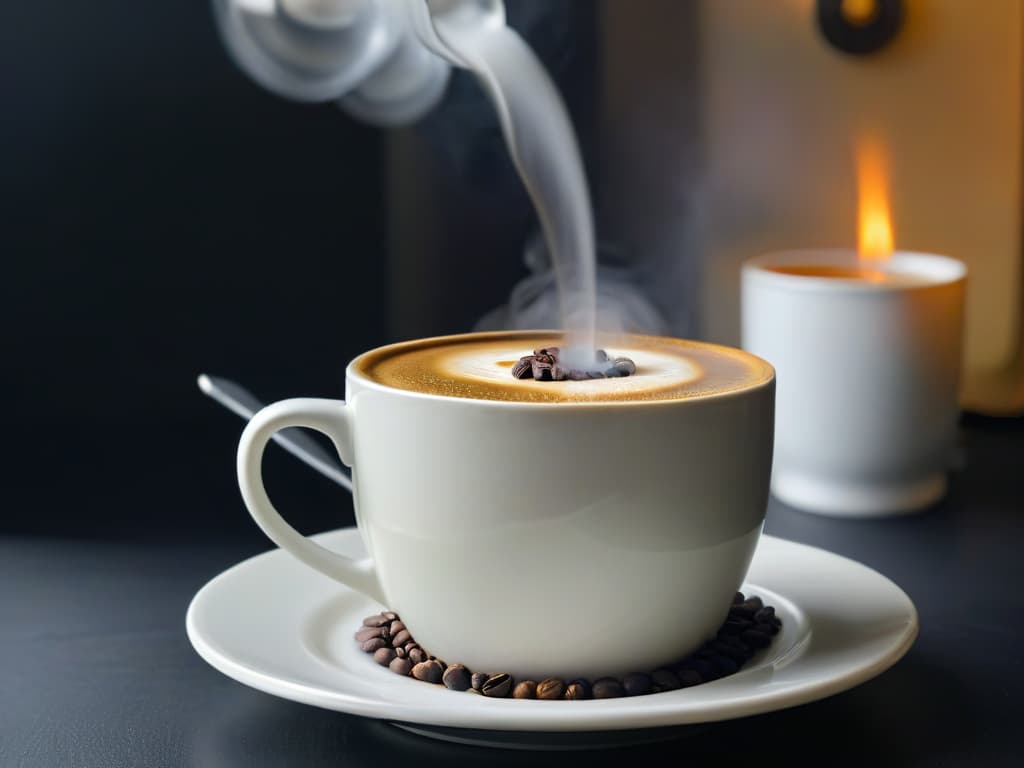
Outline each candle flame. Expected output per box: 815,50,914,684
857,136,894,261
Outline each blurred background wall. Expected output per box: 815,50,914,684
0,1,595,539
1,1,386,538
11,0,1013,540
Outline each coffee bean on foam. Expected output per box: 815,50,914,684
354,332,773,404
511,346,637,381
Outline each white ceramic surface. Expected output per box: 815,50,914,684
236,332,774,680
742,250,966,517
187,528,918,746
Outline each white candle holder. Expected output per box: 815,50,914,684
742,249,966,517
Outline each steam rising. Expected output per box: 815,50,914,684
476,234,669,338
426,5,669,354
434,15,603,367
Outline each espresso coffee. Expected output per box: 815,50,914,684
764,265,934,286
354,331,773,403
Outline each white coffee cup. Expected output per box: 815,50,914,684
237,331,775,680
742,250,966,517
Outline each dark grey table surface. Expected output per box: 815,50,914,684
3,416,1022,767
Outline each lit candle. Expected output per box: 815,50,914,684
740,138,967,517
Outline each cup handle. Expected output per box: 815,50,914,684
236,397,386,604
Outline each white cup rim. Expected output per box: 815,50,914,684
742,248,967,293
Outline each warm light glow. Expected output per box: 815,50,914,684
857,135,894,261
841,0,879,27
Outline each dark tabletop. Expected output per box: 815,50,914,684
2,415,1022,768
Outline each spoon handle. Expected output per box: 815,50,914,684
198,374,354,492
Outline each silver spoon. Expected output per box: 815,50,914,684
197,374,353,492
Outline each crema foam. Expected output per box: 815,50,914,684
354,332,773,404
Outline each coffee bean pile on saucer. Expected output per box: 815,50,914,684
511,347,637,381
355,592,781,699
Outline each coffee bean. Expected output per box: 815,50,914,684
389,657,413,676
358,594,782,701
471,672,488,691
465,687,482,695
442,664,471,692
482,673,513,698
732,596,765,619
389,630,409,651
712,637,751,662
515,348,634,382
360,637,388,653
354,626,386,643
622,673,652,697
513,680,537,699
532,360,554,380
651,668,680,692
536,678,564,700
720,617,754,635
695,643,718,660
392,629,411,647
742,629,773,649
593,678,625,699
676,668,703,687
512,358,534,379
679,657,718,682
412,660,444,684
754,621,778,637
612,358,636,376
754,607,775,623
710,654,739,676
696,643,720,667
563,681,590,700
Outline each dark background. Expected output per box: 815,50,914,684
0,1,592,541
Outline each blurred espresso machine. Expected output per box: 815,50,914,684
216,0,1024,415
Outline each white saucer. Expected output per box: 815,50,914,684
187,529,917,749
